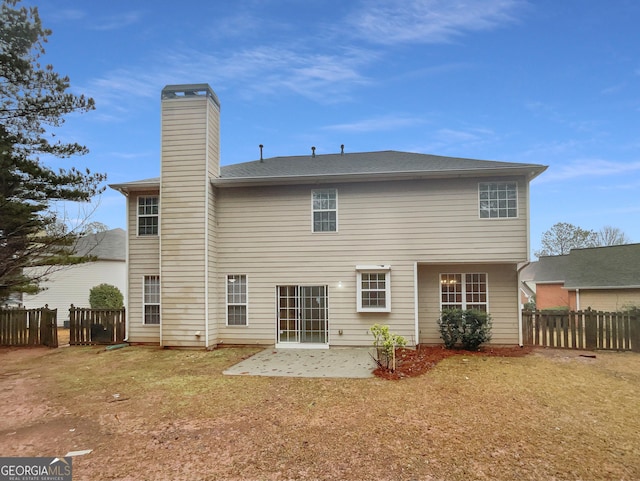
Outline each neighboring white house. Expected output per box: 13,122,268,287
110,84,547,349
22,228,127,325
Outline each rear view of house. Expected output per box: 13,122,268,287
110,83,547,349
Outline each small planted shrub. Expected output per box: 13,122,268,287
370,323,407,372
89,283,124,309
438,309,492,351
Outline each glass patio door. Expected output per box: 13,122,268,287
277,285,328,344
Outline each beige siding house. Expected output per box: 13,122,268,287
111,84,547,349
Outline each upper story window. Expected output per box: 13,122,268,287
356,265,391,313
138,196,159,235
479,182,517,218
312,189,337,232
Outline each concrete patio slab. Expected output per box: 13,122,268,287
223,347,377,378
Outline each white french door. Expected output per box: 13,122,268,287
277,285,328,345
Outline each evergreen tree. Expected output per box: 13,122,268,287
0,0,106,301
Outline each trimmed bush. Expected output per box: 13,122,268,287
438,309,492,351
89,283,124,309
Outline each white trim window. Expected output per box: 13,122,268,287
138,196,159,235
356,265,391,312
440,273,488,311
226,275,247,326
312,189,337,232
479,182,517,218
143,275,160,324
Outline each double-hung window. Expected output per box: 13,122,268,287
226,275,247,326
356,266,391,312
312,189,337,232
138,196,159,235
479,182,517,218
440,273,488,311
143,275,160,324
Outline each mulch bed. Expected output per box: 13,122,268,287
374,344,534,380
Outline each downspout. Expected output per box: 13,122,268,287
203,104,210,349
575,288,580,311
516,261,531,347
413,262,419,346
123,191,130,342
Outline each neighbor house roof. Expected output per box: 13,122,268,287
73,228,126,262
524,255,571,284
564,243,640,289
525,244,640,290
109,150,547,192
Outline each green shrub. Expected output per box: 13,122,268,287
89,283,124,309
438,309,463,348
370,323,407,371
438,309,492,351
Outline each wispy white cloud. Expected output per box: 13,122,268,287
538,159,640,183
434,127,495,143
347,0,526,45
91,12,142,31
323,115,425,133
85,44,376,114
48,9,86,22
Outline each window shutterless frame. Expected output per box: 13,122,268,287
356,265,391,313
143,275,160,325
226,274,248,326
439,272,489,312
311,189,338,232
478,182,518,219
137,196,159,235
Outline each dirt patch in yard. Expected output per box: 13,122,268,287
1,344,638,481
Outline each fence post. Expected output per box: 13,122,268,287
585,307,597,351
522,310,532,345
630,312,640,353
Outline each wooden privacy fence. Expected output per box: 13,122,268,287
69,305,126,345
522,309,639,352
0,306,58,347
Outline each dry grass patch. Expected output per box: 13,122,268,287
0,345,638,481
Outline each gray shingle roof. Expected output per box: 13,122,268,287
525,255,571,283
73,228,126,261
218,150,546,183
564,243,640,289
527,244,640,289
109,150,547,191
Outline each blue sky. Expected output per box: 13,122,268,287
25,0,640,256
